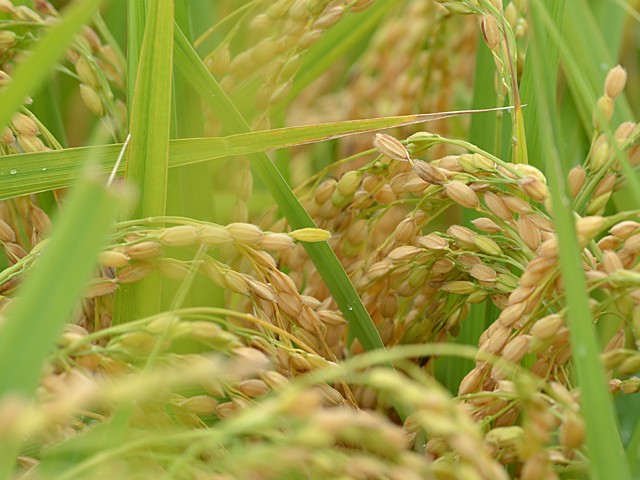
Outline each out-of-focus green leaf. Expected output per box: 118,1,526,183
0,169,125,478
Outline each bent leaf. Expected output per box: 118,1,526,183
0,106,514,201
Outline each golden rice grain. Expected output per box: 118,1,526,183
373,133,410,162
458,367,485,395
502,194,532,214
178,395,218,416
604,64,627,99
215,401,238,419
474,235,502,256
481,14,501,50
0,218,16,243
602,251,624,273
388,245,421,262
116,261,154,283
471,217,502,233
159,225,199,247
155,258,191,280
519,176,549,202
483,191,513,221
17,134,46,152
84,279,118,298
289,228,331,242
623,233,640,253
236,378,270,397
226,222,263,244
592,95,614,130
224,270,251,295
502,334,531,362
568,166,586,198
517,216,541,251
559,413,585,450
589,135,610,171
11,112,39,136
447,225,477,244
498,302,526,327
79,84,104,116
413,160,448,185
610,220,640,239
470,263,498,282
445,181,479,208
530,314,563,339
506,286,532,307
483,326,511,353
123,241,163,260
419,233,448,250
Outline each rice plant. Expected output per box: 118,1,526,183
0,0,638,478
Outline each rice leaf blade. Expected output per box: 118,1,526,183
127,0,145,118
114,0,174,324
531,0,640,208
0,176,122,395
562,0,632,130
529,2,631,478
0,107,512,201
520,0,565,170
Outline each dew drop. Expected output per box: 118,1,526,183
9,169,17,175
347,305,353,311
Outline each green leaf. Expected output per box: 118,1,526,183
520,0,565,170
0,107,512,202
531,0,640,208
590,0,627,57
0,169,124,478
469,35,498,154
561,0,632,131
166,0,216,312
30,78,67,148
0,175,122,396
529,2,631,478
115,0,174,324
125,1,174,219
627,416,640,477
126,0,145,118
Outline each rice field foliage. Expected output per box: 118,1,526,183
0,0,638,478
